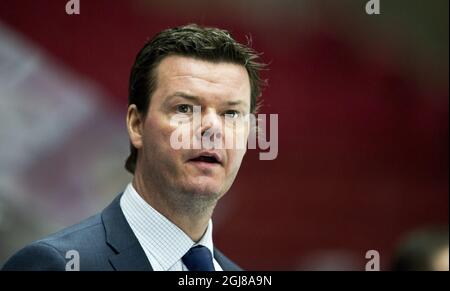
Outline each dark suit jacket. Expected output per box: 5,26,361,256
1,194,241,271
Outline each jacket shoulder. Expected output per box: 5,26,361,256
2,241,66,271
2,213,112,271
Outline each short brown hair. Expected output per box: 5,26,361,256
125,24,266,174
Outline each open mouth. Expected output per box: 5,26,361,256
188,152,223,166
189,155,220,164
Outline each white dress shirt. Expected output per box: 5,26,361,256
120,183,223,271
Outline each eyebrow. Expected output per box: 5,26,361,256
168,92,199,102
167,91,248,107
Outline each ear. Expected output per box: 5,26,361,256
127,104,144,149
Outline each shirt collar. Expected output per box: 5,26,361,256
120,183,215,270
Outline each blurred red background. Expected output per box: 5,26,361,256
0,0,447,270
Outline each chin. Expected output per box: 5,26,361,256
192,185,221,197
184,181,223,199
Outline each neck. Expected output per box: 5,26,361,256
132,173,215,242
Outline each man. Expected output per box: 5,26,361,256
2,24,265,271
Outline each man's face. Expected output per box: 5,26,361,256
130,55,251,203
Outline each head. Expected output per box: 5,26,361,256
391,226,449,271
126,24,265,213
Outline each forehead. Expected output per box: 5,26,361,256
153,55,251,105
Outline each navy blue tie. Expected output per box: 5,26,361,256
182,245,215,271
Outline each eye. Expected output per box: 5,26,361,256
224,110,241,119
175,104,193,114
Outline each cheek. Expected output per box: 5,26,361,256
143,116,178,158
226,148,246,172
148,113,177,139
223,123,249,148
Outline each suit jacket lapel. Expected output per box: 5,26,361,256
214,248,242,271
101,194,153,271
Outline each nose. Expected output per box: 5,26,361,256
196,109,223,141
